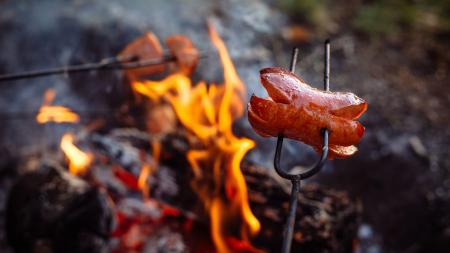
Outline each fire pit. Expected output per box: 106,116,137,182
1,19,360,252
0,2,372,252
0,0,450,253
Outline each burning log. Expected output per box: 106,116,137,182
243,164,361,252
90,128,361,252
157,132,361,252
6,130,360,253
6,162,114,253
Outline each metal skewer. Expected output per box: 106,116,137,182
0,51,208,120
0,54,177,82
275,40,330,253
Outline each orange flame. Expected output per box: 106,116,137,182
138,162,152,199
36,89,79,124
131,25,260,252
60,133,92,175
138,141,160,199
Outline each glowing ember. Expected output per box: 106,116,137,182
36,89,80,124
60,133,92,175
131,25,260,252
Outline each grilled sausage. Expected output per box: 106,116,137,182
166,35,199,75
119,32,165,80
248,67,367,159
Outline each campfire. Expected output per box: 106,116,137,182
4,25,359,253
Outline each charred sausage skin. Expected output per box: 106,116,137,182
248,67,367,159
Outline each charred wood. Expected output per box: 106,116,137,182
146,130,361,252
6,162,114,253
6,128,360,253
243,163,361,253
98,128,361,252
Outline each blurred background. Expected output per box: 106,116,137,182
0,0,449,252
273,0,450,252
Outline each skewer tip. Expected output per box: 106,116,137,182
289,48,299,73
